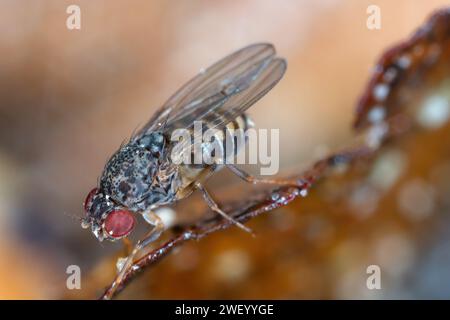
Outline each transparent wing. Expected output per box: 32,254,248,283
170,55,286,161
165,57,286,133
136,43,285,135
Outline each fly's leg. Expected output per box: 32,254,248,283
227,164,302,186
122,238,133,256
110,211,164,295
196,182,254,235
120,210,164,274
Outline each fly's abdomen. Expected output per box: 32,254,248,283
175,113,253,199
202,113,253,164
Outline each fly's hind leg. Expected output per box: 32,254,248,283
196,182,254,235
227,164,302,186
110,210,164,295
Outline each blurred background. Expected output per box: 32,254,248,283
0,0,449,299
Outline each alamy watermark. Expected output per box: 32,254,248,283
366,5,381,30
366,264,381,290
66,264,81,290
169,121,280,176
66,5,81,30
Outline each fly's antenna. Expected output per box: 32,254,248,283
64,211,82,221
64,211,89,228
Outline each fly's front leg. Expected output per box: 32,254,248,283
111,210,164,293
227,164,302,186
121,238,133,256
122,210,164,270
196,182,254,235
138,210,165,249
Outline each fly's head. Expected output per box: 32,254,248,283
81,132,167,241
81,187,136,241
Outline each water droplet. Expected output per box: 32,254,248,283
367,106,386,123
417,94,450,129
373,84,390,101
397,55,411,69
116,257,127,273
369,149,407,191
398,179,435,221
211,249,251,283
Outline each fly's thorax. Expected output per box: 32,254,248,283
101,143,153,206
100,133,169,208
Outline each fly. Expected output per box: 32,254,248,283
81,43,287,292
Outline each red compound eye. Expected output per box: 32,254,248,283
84,188,99,212
104,209,135,238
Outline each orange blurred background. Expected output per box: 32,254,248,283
0,0,449,299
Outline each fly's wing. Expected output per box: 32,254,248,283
168,55,286,162
135,43,285,136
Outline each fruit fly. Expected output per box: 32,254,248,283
81,43,286,288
